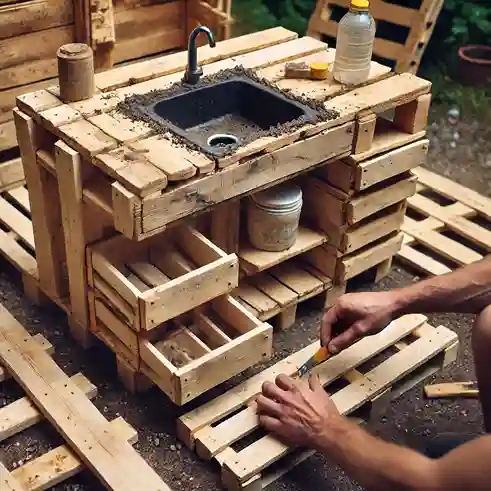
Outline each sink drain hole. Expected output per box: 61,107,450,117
207,133,239,147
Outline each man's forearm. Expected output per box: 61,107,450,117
316,418,438,491
393,255,491,316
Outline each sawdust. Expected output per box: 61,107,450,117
116,66,340,159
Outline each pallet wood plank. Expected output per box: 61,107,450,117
239,226,327,276
0,461,25,491
0,195,35,249
407,193,491,251
129,136,212,181
0,304,172,491
0,373,96,442
412,167,491,221
402,217,482,266
94,27,298,91
5,186,30,214
55,141,90,341
0,158,24,191
11,417,138,491
396,244,452,276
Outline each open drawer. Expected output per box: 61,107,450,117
87,225,239,332
140,295,273,405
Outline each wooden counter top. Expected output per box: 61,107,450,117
15,26,431,240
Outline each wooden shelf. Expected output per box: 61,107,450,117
233,256,332,322
238,225,327,276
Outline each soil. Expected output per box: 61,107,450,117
116,66,339,159
0,104,489,490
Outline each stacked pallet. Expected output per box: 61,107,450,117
298,91,432,295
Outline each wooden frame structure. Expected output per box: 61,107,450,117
397,166,491,276
307,0,444,73
2,28,433,401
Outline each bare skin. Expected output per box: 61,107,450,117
257,255,491,491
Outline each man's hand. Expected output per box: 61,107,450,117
322,291,400,353
256,374,342,450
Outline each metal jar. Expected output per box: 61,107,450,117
247,183,303,252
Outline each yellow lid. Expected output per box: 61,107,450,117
310,62,329,71
351,0,369,8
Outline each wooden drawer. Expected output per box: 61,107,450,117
87,225,239,332
140,295,273,405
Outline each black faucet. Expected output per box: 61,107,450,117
183,26,216,85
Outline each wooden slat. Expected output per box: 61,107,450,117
402,217,482,266
396,244,452,276
0,373,96,442
0,195,34,249
239,226,327,276
10,417,137,491
94,27,298,91
5,186,30,214
0,304,172,491
0,26,73,91
0,0,73,40
412,167,491,221
0,158,24,190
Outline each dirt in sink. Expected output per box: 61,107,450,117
115,66,340,158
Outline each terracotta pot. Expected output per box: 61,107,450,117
457,45,491,87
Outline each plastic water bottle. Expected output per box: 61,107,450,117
333,0,376,85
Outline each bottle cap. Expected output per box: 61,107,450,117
351,0,369,8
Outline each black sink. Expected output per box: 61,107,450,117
139,75,319,157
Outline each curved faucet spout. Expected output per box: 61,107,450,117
184,26,216,85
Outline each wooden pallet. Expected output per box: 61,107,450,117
0,183,42,304
0,303,172,491
232,255,342,330
397,167,491,276
178,313,458,491
307,0,444,74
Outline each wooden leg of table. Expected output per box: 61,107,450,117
55,141,91,348
276,304,297,331
375,257,393,282
117,357,153,393
210,200,240,254
14,109,67,300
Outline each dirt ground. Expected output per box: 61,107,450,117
0,105,489,490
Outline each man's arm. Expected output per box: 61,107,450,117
319,417,491,491
394,254,491,315
321,255,491,352
257,374,491,491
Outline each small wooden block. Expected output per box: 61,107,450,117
284,62,311,79
424,381,479,399
354,112,377,154
394,94,431,134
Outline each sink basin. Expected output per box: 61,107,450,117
139,75,319,157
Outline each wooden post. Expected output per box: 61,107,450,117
55,141,91,347
14,109,68,301
57,43,95,103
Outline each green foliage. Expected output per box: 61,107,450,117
233,0,316,36
443,0,491,46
